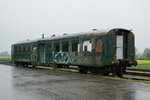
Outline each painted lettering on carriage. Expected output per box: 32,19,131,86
52,51,71,64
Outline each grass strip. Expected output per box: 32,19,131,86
137,60,150,65
0,57,11,61
128,66,150,70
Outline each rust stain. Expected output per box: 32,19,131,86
96,39,102,52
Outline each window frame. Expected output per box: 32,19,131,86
27,45,31,53
46,43,52,52
72,40,80,52
62,41,69,52
54,42,60,52
82,39,92,52
23,45,26,53
14,46,18,53
19,46,22,53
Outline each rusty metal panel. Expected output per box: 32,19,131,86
96,39,102,52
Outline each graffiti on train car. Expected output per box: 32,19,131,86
52,51,71,64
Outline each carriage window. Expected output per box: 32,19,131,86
83,40,92,52
23,46,26,52
84,46,88,51
47,44,51,52
19,46,22,53
33,47,37,53
54,42,60,52
72,40,79,52
14,46,17,53
27,46,31,52
62,41,69,52
96,39,102,52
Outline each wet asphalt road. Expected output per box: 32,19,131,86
0,64,150,100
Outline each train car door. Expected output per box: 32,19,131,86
116,35,123,59
40,44,45,63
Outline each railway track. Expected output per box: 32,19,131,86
124,69,150,81
126,68,150,77
127,68,150,72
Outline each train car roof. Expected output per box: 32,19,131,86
12,28,131,45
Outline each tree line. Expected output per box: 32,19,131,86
0,51,10,57
136,48,150,60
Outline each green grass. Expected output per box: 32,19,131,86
127,60,150,70
0,57,11,61
137,60,150,65
128,65,150,70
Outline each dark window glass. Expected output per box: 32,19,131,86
72,40,79,52
27,46,31,52
62,41,69,52
19,46,22,52
23,46,26,52
47,44,51,52
54,42,59,52
14,46,17,53
84,46,88,52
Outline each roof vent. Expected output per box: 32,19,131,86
63,33,67,35
92,29,98,31
42,34,44,38
51,34,55,37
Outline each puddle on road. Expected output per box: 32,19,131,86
0,64,44,100
135,90,150,100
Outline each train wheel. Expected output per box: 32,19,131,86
64,65,69,68
99,68,110,76
25,63,28,67
58,65,63,68
32,65,35,68
78,66,87,74
103,72,110,76
51,64,59,68
90,68,99,74
31,63,36,68
15,62,19,66
116,71,123,77
22,63,25,67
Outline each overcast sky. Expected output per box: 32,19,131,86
0,0,150,54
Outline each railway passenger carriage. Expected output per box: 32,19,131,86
11,28,137,77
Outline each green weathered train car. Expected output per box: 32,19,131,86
11,28,137,76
